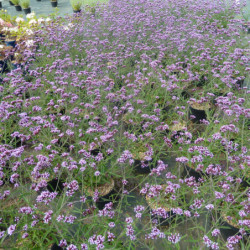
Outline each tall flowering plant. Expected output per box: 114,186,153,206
0,0,249,249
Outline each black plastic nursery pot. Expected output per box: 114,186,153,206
15,5,22,11
242,24,250,34
4,40,16,48
181,90,191,99
171,70,179,76
189,102,211,123
220,220,240,238
55,138,71,153
0,132,22,148
83,143,103,156
0,59,9,74
73,9,81,13
0,33,5,42
22,91,31,100
165,121,187,142
182,63,188,68
0,2,2,8
9,1,14,5
11,61,22,70
189,106,206,123
150,210,176,227
23,74,34,82
182,165,204,183
46,106,66,116
240,176,249,189
145,193,178,227
133,159,155,174
51,243,63,250
113,100,125,109
246,119,250,130
90,147,101,156
122,115,143,133
95,189,118,210
235,79,245,88
86,179,118,210
196,75,207,87
170,130,185,142
155,98,168,110
219,217,250,242
212,90,228,100
51,1,58,7
46,178,64,193
23,7,31,14
161,104,175,114
0,165,12,186
231,75,246,89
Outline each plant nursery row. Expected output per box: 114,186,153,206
3,0,109,14
0,0,249,249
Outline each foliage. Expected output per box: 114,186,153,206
0,9,15,24
10,0,20,6
20,0,30,9
70,0,83,11
83,0,109,7
0,0,249,249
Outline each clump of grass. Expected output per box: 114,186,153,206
10,0,20,6
83,0,109,7
83,0,109,13
20,0,30,9
70,0,82,11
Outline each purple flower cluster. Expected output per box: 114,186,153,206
0,0,249,249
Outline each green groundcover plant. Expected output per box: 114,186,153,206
0,0,249,249
20,0,30,9
70,0,83,11
10,0,20,6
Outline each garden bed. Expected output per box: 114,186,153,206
0,0,249,249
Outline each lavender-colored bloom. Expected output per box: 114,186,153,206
7,224,16,235
81,244,88,250
145,227,165,240
215,191,225,199
176,157,189,163
107,231,115,242
19,206,34,214
64,215,77,224
22,232,29,239
117,150,133,163
168,233,181,244
66,244,78,250
59,239,67,247
0,231,5,239
108,222,115,228
88,234,105,249
125,217,133,224
211,229,220,237
205,204,214,210
36,191,58,205
43,210,53,224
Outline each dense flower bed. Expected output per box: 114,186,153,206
0,0,249,249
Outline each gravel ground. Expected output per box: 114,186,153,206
1,0,73,17
0,0,249,19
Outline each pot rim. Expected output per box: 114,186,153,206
86,178,115,197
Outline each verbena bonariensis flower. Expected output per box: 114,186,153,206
0,0,249,249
